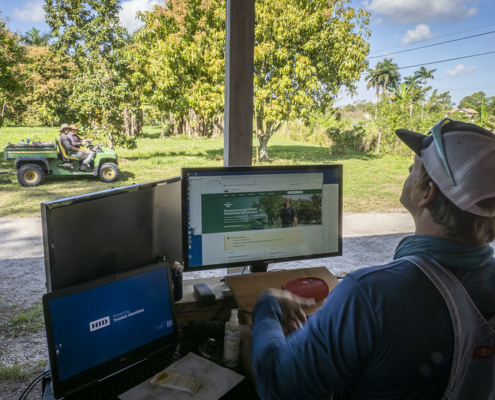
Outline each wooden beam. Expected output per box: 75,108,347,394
224,0,255,166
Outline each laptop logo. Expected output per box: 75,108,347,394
89,316,111,332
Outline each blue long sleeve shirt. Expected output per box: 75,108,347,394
251,236,495,399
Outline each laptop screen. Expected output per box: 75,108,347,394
43,263,177,398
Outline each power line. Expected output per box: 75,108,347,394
368,0,399,12
361,50,495,75
367,30,495,59
369,23,495,54
396,50,495,71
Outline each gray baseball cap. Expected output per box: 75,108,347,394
396,118,495,217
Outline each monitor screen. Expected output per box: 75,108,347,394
181,165,342,272
41,177,182,291
43,263,177,399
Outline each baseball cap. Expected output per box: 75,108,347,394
59,123,69,132
396,118,495,217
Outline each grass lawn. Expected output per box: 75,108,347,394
0,125,412,218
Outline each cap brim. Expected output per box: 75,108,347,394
396,129,427,156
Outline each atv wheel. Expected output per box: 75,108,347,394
17,164,45,187
99,163,119,183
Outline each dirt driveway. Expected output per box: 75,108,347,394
0,213,416,399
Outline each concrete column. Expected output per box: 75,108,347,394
224,0,255,166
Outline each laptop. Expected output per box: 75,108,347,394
42,263,181,399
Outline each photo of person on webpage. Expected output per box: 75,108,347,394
277,198,297,228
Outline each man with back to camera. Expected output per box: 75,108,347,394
251,119,495,399
62,124,95,171
277,197,298,228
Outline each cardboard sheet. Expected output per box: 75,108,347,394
225,267,339,317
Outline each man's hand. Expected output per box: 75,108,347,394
261,288,315,335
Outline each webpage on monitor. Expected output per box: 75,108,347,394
186,169,340,268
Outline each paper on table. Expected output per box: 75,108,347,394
119,352,244,400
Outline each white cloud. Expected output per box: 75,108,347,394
119,0,160,32
13,1,45,22
401,24,434,45
444,64,476,76
366,0,478,24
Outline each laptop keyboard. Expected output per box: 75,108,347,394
65,345,182,400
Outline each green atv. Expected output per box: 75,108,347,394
3,138,120,187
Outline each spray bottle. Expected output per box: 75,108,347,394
223,309,241,367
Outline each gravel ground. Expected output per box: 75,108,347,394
0,213,416,399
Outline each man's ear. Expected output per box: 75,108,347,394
419,181,437,208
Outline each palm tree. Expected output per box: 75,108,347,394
414,66,436,88
365,67,382,119
365,59,400,118
414,66,436,117
374,58,400,94
345,84,358,99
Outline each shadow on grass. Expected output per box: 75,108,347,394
260,145,383,163
122,144,381,164
123,149,224,162
141,130,166,139
118,171,136,182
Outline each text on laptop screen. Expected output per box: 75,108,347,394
47,267,174,381
182,165,342,271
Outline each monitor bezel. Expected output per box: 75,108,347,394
41,177,181,292
181,164,343,272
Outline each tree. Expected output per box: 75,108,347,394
374,58,400,94
44,0,140,148
365,67,382,118
465,97,495,129
12,46,74,129
135,0,370,158
366,59,400,118
0,16,26,127
414,66,436,89
428,89,453,111
345,85,359,99
253,0,370,159
458,91,487,109
133,0,226,138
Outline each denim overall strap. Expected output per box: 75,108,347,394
403,255,495,400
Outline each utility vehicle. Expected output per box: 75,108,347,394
3,138,119,187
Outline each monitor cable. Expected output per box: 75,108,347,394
18,370,51,400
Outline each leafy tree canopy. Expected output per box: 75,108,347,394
458,91,495,109
254,0,370,158
44,0,140,148
134,0,370,158
0,16,27,127
6,46,74,127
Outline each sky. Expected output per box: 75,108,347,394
1,0,494,108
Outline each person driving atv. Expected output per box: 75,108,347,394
60,124,95,171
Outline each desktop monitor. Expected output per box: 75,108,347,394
41,177,182,291
181,165,342,272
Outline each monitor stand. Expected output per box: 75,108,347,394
249,261,269,273
222,262,269,279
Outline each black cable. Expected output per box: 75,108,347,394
367,30,495,59
361,49,495,75
396,50,495,71
368,0,399,12
370,22,495,54
18,370,50,400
